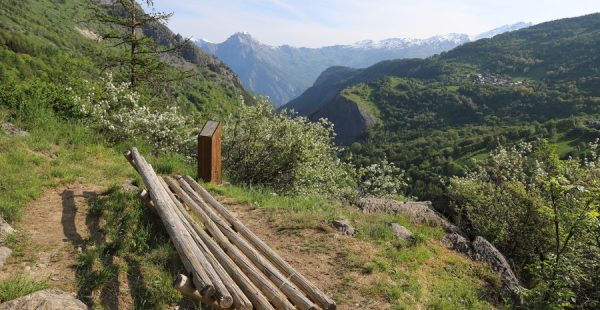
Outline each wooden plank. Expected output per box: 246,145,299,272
175,177,317,310
157,178,233,309
126,148,215,298
184,213,273,310
163,182,256,310
200,120,220,137
143,180,251,310
164,177,295,310
184,176,337,310
198,120,222,184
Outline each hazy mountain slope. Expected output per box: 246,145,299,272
196,23,530,106
283,59,426,116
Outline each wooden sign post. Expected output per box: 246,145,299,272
198,120,222,184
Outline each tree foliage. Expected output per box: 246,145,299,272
222,101,355,197
92,0,190,89
357,158,408,198
449,140,600,308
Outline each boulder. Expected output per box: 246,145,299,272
472,236,521,293
441,233,472,257
0,247,11,269
0,217,15,244
1,123,29,137
121,179,139,192
331,220,355,236
357,198,456,231
0,289,87,309
390,223,416,243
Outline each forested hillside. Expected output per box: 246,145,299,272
285,13,600,199
0,0,250,119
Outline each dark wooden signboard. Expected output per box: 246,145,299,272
198,120,222,184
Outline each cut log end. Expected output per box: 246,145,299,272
173,274,201,301
218,295,234,309
173,274,224,308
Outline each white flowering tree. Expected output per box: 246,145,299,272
357,158,408,198
449,140,600,308
72,74,196,154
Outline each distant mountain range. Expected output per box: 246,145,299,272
196,22,532,105
285,13,600,146
281,13,600,199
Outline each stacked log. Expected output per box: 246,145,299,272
125,148,335,310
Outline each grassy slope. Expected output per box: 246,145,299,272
0,0,246,118
205,184,502,309
0,106,502,308
0,107,196,306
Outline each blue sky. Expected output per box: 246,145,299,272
151,0,600,47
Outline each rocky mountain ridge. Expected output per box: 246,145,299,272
196,22,531,105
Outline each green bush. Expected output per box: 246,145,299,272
449,140,600,308
222,101,355,197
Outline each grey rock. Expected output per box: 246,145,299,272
1,123,29,137
121,179,139,192
0,289,87,309
472,236,521,293
443,223,461,234
0,217,15,244
357,198,452,228
0,247,12,269
390,223,416,243
442,233,473,257
331,220,355,236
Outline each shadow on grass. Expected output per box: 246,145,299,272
71,188,197,309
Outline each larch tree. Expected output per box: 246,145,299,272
91,0,189,90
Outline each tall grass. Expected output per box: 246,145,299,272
0,276,50,303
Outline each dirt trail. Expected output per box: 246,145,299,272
1,184,386,309
0,184,103,294
219,197,387,309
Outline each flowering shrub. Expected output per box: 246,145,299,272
449,140,600,308
358,158,408,197
71,74,196,154
223,101,355,197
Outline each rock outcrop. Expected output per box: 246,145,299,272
0,217,15,243
357,198,459,233
390,223,415,244
0,247,11,269
310,95,377,145
441,233,522,297
331,220,355,236
0,217,14,269
472,237,521,293
0,289,87,309
1,123,29,137
441,233,473,257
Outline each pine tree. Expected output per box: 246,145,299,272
92,0,188,90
